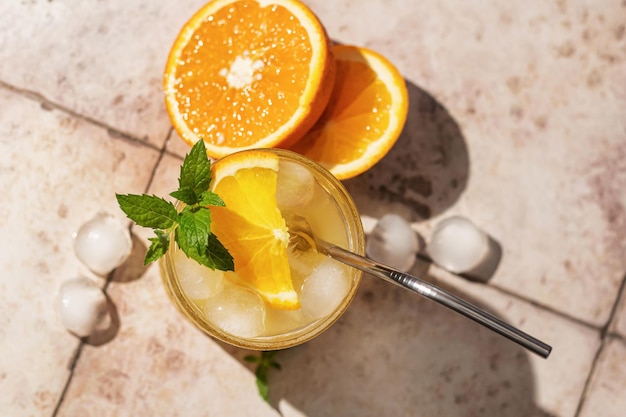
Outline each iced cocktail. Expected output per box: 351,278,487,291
160,148,365,350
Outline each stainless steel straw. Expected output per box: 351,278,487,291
321,242,553,358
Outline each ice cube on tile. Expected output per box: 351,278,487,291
73,212,132,276
55,277,108,337
276,160,315,209
360,214,379,235
173,249,224,300
301,259,351,319
366,214,419,272
203,285,266,338
427,216,490,273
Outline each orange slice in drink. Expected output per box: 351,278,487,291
288,45,409,180
164,0,335,159
209,150,298,310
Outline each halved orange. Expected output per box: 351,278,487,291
208,150,298,310
164,0,335,159
288,45,409,180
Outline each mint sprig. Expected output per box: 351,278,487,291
244,351,281,403
116,140,234,270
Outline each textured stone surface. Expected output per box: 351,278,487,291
610,283,626,338
578,337,626,417
0,87,159,417
0,0,207,146
339,0,626,326
0,0,625,416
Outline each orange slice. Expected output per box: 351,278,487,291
164,0,335,159
208,150,298,309
288,45,409,180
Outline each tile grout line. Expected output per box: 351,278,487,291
46,123,173,417
104,131,170,292
0,79,163,153
50,341,84,417
141,128,173,195
50,266,122,416
572,270,626,417
416,252,604,333
490,282,601,331
6,74,621,416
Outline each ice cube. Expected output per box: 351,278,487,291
173,249,224,300
366,214,419,272
301,259,351,319
276,160,315,209
427,216,490,273
263,308,307,335
203,285,266,338
55,277,108,337
287,246,326,292
73,212,132,276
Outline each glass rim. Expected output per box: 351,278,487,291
159,148,366,350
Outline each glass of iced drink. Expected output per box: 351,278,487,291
160,148,365,350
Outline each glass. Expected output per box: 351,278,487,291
159,148,365,350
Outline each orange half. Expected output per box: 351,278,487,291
288,45,409,180
164,0,335,159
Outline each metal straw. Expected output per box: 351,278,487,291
321,242,552,358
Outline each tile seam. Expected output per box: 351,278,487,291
0,79,161,152
50,341,84,417
45,113,173,417
573,270,626,417
416,253,604,332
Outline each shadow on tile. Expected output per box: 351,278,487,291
262,266,554,417
110,232,149,283
344,80,470,221
252,82,543,415
85,293,120,347
418,233,504,284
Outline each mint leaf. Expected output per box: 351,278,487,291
206,234,234,271
178,140,213,196
116,139,233,273
169,188,198,205
256,379,269,403
145,230,169,264
116,194,177,229
198,190,225,207
244,351,281,403
178,207,213,253
175,226,233,271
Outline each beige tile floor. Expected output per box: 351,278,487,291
1,0,625,416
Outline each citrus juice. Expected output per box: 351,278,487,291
160,149,365,350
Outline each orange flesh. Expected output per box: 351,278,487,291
209,162,298,310
171,2,314,147
291,57,393,164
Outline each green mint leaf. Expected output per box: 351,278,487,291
144,230,169,264
177,208,213,256
206,234,234,271
178,140,213,196
198,190,225,207
246,351,280,403
116,194,178,229
169,188,198,205
175,230,234,271
116,140,234,271
175,207,234,270
256,378,270,403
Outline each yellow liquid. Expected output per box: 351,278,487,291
160,149,364,350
